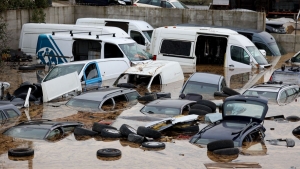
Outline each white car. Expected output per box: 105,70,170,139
133,0,189,9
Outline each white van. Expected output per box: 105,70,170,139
36,33,152,66
150,26,271,73
75,18,153,51
19,23,130,56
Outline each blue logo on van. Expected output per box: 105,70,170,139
36,34,68,65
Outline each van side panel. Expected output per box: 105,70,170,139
97,59,130,80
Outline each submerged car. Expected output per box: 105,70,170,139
66,87,140,111
243,81,299,104
134,0,188,9
189,95,268,147
269,65,300,85
0,104,21,121
3,119,83,142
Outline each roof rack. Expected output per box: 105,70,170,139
52,30,91,36
96,33,116,38
52,30,72,35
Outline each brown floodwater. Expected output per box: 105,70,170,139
1,53,300,169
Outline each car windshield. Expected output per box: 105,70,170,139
4,127,49,140
223,100,267,119
140,106,181,116
182,81,218,95
66,99,100,110
43,64,84,82
246,46,269,65
171,1,189,8
142,30,153,42
268,42,285,56
119,43,151,61
243,90,277,102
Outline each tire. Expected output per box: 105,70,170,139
101,128,122,138
292,126,300,135
32,83,43,98
286,115,300,122
141,142,165,149
116,83,136,88
137,95,155,102
172,125,199,133
184,93,202,101
222,87,240,96
127,133,144,143
92,122,117,133
207,140,234,152
18,65,36,71
196,100,217,112
119,124,137,137
188,109,208,116
214,91,230,97
14,84,37,97
213,147,240,155
33,64,45,69
97,148,121,157
191,104,212,113
137,126,161,139
74,127,98,136
156,92,171,99
8,148,34,157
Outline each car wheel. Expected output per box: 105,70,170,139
127,133,144,143
188,109,208,116
101,128,122,138
141,142,165,149
8,148,34,157
213,147,240,155
74,127,98,136
207,140,234,152
191,104,212,113
120,124,137,137
97,148,121,157
222,87,240,96
116,83,136,88
214,91,229,97
92,122,117,133
137,126,161,139
196,100,217,112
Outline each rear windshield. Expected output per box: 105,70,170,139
140,106,181,116
66,99,100,110
182,81,218,95
43,64,84,82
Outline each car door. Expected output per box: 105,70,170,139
82,62,102,87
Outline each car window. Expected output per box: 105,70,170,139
66,99,100,110
221,79,227,90
291,52,300,62
130,31,145,45
112,94,128,109
223,100,266,119
278,91,288,103
125,91,140,101
160,39,192,56
0,111,5,121
46,128,63,141
84,63,99,80
142,30,153,42
4,109,19,118
230,46,250,65
43,64,85,82
101,98,114,111
254,42,273,56
104,43,124,58
161,1,172,8
63,126,77,133
182,81,218,95
285,88,299,103
73,40,101,61
149,0,161,6
141,106,181,115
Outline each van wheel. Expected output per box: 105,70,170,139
8,148,34,157
137,126,161,139
222,87,240,96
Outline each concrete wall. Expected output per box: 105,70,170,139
272,34,300,53
0,6,266,50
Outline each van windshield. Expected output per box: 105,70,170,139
246,46,269,65
43,64,85,82
142,30,153,42
119,43,151,61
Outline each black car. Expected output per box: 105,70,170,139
3,119,83,142
189,95,268,147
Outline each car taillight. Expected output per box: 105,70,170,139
269,75,272,81
152,55,156,60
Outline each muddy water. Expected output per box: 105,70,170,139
1,53,300,169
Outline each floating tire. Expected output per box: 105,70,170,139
8,148,34,157
156,92,171,99
97,148,121,157
137,126,161,139
127,133,144,143
19,65,36,71
33,64,45,69
196,100,217,112
101,128,122,138
207,140,234,152
286,115,300,122
214,91,230,97
74,127,98,136
222,87,240,96
213,147,240,155
116,83,136,88
188,109,209,116
292,126,300,135
92,122,117,133
191,104,212,113
141,142,165,149
13,84,37,97
119,124,137,137
137,95,155,102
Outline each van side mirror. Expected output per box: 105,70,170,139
259,49,266,57
146,41,150,51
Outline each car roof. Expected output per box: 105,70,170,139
12,120,82,129
245,82,298,92
0,104,21,115
71,87,138,102
188,72,222,85
145,99,196,109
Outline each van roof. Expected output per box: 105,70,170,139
54,58,126,66
160,26,239,35
76,18,154,31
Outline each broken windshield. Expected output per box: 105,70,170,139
246,46,269,65
43,64,85,82
119,43,151,61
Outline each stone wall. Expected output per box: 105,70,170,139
272,33,300,53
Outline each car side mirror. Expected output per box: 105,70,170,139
146,41,150,51
179,93,185,99
259,49,266,57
